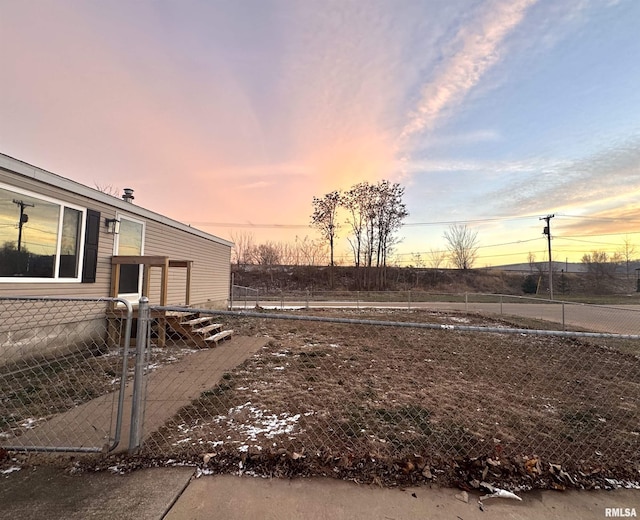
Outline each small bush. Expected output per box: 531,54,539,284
522,275,538,294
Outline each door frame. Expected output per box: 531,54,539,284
113,213,146,304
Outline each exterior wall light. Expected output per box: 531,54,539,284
105,218,120,234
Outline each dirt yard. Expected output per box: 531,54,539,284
139,308,640,490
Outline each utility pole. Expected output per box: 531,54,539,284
540,214,555,300
13,199,34,252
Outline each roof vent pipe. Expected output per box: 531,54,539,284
122,188,135,203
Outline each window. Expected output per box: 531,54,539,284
0,184,86,281
114,216,145,297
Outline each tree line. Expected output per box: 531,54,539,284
311,180,408,288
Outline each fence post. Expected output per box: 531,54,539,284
229,283,234,310
306,290,310,310
500,294,503,315
408,289,411,311
465,292,468,313
562,302,565,331
129,297,149,453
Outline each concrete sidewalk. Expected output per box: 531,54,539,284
1,465,638,520
5,336,268,452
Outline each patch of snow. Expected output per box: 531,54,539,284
1,466,21,476
604,478,640,489
214,402,302,441
196,468,215,477
20,417,44,429
260,306,305,310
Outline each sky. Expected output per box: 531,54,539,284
1,0,640,267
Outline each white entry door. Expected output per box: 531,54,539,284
114,215,145,303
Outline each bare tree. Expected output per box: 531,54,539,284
618,236,636,280
528,251,536,273
342,183,369,267
427,248,447,269
581,250,619,293
230,231,256,266
373,181,408,271
341,181,407,288
255,242,280,266
94,183,120,197
443,224,479,269
297,235,328,266
411,253,425,268
311,191,340,265
276,241,296,266
311,191,341,288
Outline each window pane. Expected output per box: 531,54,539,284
117,218,144,294
0,187,59,278
119,264,140,294
59,207,82,278
118,219,143,256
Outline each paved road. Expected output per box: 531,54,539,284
238,300,640,336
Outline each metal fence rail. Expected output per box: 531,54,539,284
0,297,132,453
239,290,640,336
230,284,259,309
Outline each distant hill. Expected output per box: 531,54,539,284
231,263,639,296
486,261,587,273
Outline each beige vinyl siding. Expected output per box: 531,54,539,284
143,219,231,307
0,165,231,306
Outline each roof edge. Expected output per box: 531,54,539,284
0,153,233,248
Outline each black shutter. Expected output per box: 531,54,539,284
82,209,101,283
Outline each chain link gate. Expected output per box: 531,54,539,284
0,297,133,453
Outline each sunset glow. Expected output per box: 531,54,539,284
2,1,639,267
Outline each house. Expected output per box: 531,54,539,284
0,153,232,306
0,153,233,360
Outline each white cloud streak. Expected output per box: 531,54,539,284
399,0,537,142
488,136,640,214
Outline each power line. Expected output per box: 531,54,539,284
556,237,621,247
187,214,543,229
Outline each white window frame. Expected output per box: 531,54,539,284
0,182,87,283
113,212,146,303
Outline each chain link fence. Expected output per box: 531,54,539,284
245,291,640,336
230,284,259,309
0,297,133,452
2,295,639,488
136,303,639,488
